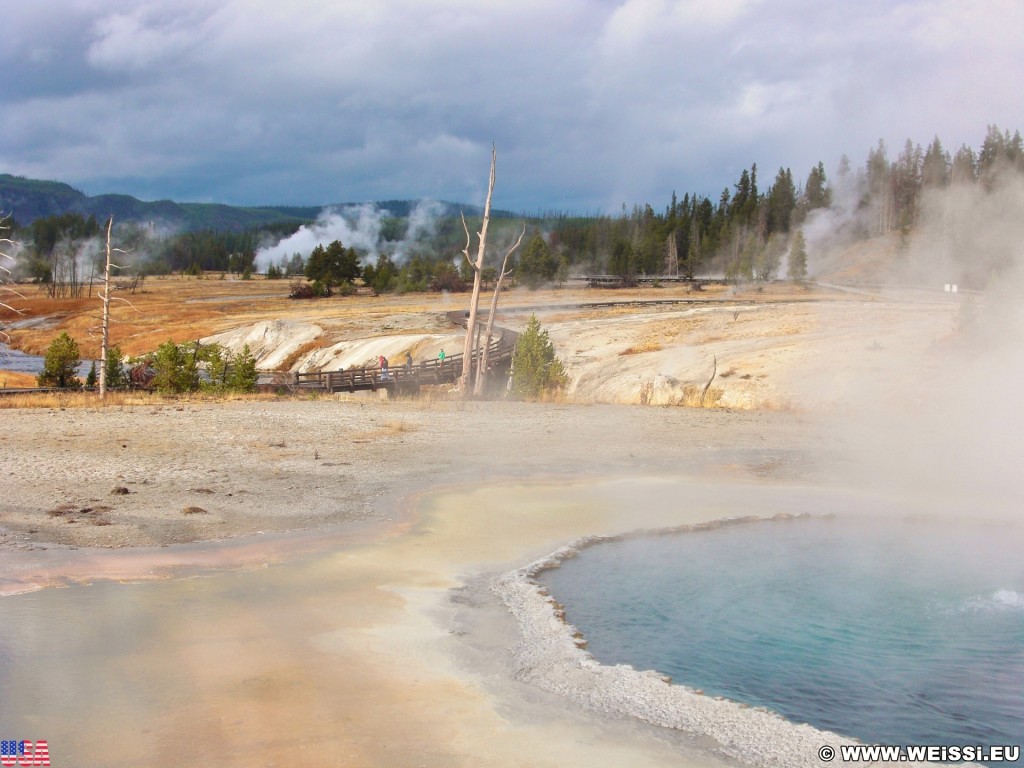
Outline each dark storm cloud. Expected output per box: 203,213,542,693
1,0,1021,211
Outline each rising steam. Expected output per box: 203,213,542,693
255,199,446,271
805,165,1024,521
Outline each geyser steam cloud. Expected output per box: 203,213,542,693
807,165,1024,519
255,200,446,271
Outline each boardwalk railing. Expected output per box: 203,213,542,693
292,313,518,394
567,274,720,288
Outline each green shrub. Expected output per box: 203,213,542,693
200,343,259,393
152,340,200,394
511,315,567,398
37,332,82,389
105,345,129,390
227,345,259,392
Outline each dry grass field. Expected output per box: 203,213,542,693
2,275,827,358
4,276,440,359
2,273,962,410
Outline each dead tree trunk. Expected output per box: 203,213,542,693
664,231,678,277
99,218,114,398
97,217,135,400
473,223,525,396
700,355,717,406
459,145,496,396
1,214,26,339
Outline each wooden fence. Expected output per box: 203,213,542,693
292,316,518,394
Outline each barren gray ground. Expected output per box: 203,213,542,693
0,298,993,768
1,397,825,551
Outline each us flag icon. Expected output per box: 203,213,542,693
0,740,49,766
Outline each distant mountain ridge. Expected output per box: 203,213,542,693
0,174,510,231
0,173,325,231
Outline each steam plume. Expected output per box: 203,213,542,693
255,200,446,271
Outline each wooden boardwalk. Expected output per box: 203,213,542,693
290,310,518,395
2,293,815,398
0,386,65,397
567,274,721,288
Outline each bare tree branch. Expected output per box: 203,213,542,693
700,355,717,406
1,214,26,343
106,294,139,311
474,222,526,395
87,294,140,336
97,217,128,398
460,212,474,270
93,221,141,395
459,144,496,395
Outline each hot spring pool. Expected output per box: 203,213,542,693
538,516,1023,762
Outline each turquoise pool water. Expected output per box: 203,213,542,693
539,516,1023,762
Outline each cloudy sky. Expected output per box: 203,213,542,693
2,0,1022,213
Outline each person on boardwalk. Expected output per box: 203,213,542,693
405,351,413,374
438,349,446,364
379,355,389,380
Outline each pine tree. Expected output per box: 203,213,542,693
227,345,259,392
287,252,305,275
85,361,98,389
307,240,362,287
686,219,701,279
511,315,567,398
554,255,569,287
865,140,893,233
152,341,200,394
766,168,797,234
921,137,950,188
518,234,555,289
203,344,230,390
754,233,785,282
364,254,398,293
731,168,753,225
608,240,635,284
951,145,978,184
737,233,757,281
105,345,128,390
788,230,808,281
804,162,831,209
37,332,82,389
304,244,326,282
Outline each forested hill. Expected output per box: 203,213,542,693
0,175,509,232
0,174,322,231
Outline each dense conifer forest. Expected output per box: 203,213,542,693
4,124,1021,294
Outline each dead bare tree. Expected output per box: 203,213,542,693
45,241,90,300
700,355,717,406
1,213,27,344
473,223,526,396
459,145,496,395
94,217,137,399
665,231,678,277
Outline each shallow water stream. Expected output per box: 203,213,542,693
0,341,94,377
